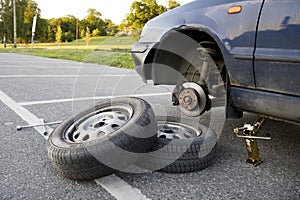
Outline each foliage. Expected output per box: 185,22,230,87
0,1,119,44
119,0,180,35
56,25,62,43
123,0,166,29
92,28,100,37
85,27,91,45
80,29,85,39
167,0,180,10
62,31,74,42
0,0,180,44
0,0,40,43
81,8,106,36
104,19,118,36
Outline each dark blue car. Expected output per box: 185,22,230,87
132,0,300,123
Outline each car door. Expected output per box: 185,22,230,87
254,0,300,96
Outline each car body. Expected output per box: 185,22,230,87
131,0,300,123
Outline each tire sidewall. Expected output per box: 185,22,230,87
136,116,218,173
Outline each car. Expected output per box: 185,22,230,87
131,0,300,123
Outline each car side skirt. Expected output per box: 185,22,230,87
230,87,300,123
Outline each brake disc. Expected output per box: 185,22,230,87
174,82,208,117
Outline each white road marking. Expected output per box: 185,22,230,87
0,61,76,64
95,175,151,200
0,75,139,78
19,93,171,106
0,90,50,139
0,89,152,200
0,65,129,70
0,66,80,69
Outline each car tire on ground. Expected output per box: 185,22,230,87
137,116,218,173
47,97,157,180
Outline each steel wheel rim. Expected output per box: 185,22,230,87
64,105,133,143
157,120,202,140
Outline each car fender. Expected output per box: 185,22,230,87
147,0,264,88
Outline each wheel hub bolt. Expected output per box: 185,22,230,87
184,96,192,104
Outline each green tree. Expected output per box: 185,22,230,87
35,18,49,42
47,16,77,42
92,28,100,37
120,0,166,34
85,27,91,45
48,18,60,42
56,25,62,43
0,0,10,45
80,28,85,39
1,0,17,43
61,16,76,33
119,0,165,38
86,8,101,26
24,0,40,24
84,8,106,35
23,0,41,42
167,0,180,10
60,15,77,41
104,19,118,36
0,0,42,43
61,31,73,42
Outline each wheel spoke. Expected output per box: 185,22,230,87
101,123,119,134
157,122,201,140
111,111,129,124
174,128,190,139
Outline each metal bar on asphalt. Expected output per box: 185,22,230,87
0,90,51,139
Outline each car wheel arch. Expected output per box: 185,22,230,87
147,27,227,84
145,27,242,118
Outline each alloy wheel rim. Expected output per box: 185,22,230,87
157,120,202,140
64,105,133,143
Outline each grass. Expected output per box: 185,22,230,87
0,36,137,69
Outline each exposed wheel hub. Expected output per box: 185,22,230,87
179,88,198,111
173,82,209,117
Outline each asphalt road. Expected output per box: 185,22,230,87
0,53,299,200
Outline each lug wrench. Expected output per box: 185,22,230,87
16,120,62,136
40,119,47,136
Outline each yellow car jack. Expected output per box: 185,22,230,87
234,117,271,166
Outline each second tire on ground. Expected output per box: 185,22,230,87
137,116,218,173
47,97,157,180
